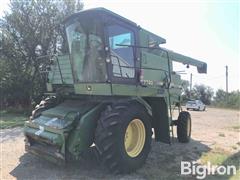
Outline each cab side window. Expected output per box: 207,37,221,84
107,25,135,78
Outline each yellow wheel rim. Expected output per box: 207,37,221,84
124,119,146,157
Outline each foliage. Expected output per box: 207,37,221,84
181,80,191,103
192,84,214,105
0,0,83,108
182,83,240,109
213,89,240,109
182,83,214,105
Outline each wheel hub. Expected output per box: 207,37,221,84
124,119,146,157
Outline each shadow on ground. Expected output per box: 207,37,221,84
10,138,211,180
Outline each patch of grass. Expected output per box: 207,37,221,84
0,110,28,129
201,151,229,165
232,146,238,150
218,133,225,137
232,125,240,131
200,149,240,179
225,125,240,132
4,106,32,115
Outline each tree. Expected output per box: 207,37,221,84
0,0,83,108
213,89,240,109
214,89,227,103
181,80,191,102
192,84,214,105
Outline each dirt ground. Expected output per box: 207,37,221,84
1,107,239,180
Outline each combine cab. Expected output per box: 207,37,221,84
24,8,207,173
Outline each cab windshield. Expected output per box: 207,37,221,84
65,17,106,82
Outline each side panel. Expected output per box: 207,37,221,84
141,51,170,87
66,103,106,158
112,84,166,97
74,83,112,95
74,83,168,97
145,97,170,144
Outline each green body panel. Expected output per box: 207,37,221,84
40,100,96,119
111,84,166,97
25,121,69,135
134,97,153,116
141,51,169,87
24,126,63,146
141,51,169,71
24,121,67,158
74,83,167,97
66,103,105,157
74,83,111,95
139,28,166,46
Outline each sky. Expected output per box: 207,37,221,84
1,0,239,91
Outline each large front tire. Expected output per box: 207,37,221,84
95,102,152,174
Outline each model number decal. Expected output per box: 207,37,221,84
141,80,164,86
141,80,154,86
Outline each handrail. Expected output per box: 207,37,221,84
116,64,169,73
115,44,207,73
55,56,64,84
37,54,64,84
109,50,171,88
110,54,123,77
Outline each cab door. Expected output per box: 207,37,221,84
105,23,138,84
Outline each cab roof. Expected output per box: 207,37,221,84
64,7,166,44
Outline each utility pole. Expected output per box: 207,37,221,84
189,73,192,99
190,73,192,92
225,66,228,93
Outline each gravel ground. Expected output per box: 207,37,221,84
0,107,239,180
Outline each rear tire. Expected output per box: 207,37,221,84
94,102,152,174
177,111,191,143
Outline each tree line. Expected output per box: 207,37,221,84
182,83,239,109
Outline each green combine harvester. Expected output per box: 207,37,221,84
24,8,207,173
